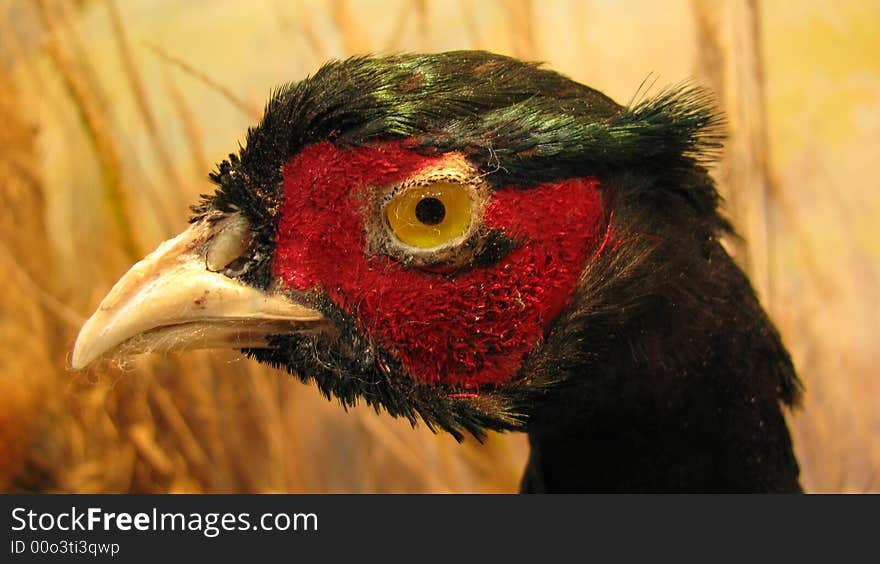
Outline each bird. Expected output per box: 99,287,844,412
72,51,802,493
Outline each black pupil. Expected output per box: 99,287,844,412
415,197,446,226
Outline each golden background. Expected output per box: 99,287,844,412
1,0,877,492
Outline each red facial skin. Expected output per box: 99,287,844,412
274,141,604,388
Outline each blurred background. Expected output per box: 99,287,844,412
0,0,877,493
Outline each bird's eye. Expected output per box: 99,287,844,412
384,182,472,249
206,213,254,274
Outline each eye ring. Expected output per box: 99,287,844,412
384,181,474,250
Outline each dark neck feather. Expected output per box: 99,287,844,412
520,180,802,492
521,347,802,492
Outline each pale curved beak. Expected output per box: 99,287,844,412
71,219,327,369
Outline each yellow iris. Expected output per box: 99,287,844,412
384,182,473,249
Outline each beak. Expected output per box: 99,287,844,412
71,217,327,369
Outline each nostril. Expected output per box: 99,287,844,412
219,255,252,278
206,213,254,273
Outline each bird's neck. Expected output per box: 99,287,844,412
520,246,801,493
520,387,801,493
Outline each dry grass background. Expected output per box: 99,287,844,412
0,0,877,493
